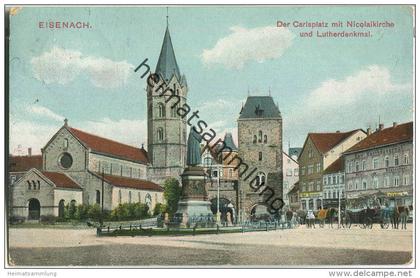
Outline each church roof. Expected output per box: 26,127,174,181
42,171,82,190
239,96,281,119
155,26,181,82
67,127,149,164
101,173,163,192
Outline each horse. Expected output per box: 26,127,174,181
327,207,338,228
390,206,400,229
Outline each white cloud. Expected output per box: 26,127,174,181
305,65,411,110
201,25,294,69
31,47,134,89
25,104,65,122
9,121,57,155
285,65,413,148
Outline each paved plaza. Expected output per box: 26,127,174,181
8,224,413,266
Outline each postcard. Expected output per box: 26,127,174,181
5,4,415,269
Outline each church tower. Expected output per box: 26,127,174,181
147,24,188,184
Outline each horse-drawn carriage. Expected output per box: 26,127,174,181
342,206,401,229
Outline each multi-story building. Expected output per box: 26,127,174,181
322,157,345,209
287,181,300,211
237,95,283,220
283,151,299,207
344,122,413,208
298,129,367,210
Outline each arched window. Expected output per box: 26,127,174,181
157,103,165,118
157,128,164,142
118,190,122,204
258,152,262,161
253,135,257,144
58,199,65,218
256,172,266,186
171,105,177,117
96,190,100,205
258,130,262,143
32,180,37,190
27,180,31,190
37,180,41,190
385,156,389,167
129,191,132,203
138,192,141,203
394,154,399,166
63,138,69,148
263,135,267,143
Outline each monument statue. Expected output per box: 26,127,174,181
186,128,202,166
174,128,213,227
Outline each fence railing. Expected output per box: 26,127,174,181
96,219,297,237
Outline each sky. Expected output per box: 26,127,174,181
8,5,414,155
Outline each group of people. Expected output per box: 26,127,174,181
300,205,411,229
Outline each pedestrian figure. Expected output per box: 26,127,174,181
286,209,293,228
400,206,409,230
390,206,400,229
306,210,316,228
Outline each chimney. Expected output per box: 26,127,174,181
28,147,32,157
379,123,384,130
393,122,398,128
367,127,372,136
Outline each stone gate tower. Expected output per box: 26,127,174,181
237,96,283,221
147,25,188,184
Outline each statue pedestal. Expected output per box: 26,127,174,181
174,166,214,227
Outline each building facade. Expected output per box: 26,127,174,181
283,151,299,207
10,121,164,220
237,96,283,220
344,122,413,208
322,157,345,209
298,129,366,211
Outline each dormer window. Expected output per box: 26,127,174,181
255,105,264,117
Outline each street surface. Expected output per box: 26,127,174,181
8,224,413,266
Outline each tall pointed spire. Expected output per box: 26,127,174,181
155,19,181,82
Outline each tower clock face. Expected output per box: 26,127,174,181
59,152,73,169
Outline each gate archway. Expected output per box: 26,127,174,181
28,198,40,220
210,198,235,223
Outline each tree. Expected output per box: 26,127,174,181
153,203,167,216
163,178,181,216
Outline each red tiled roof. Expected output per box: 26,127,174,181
101,174,163,192
42,171,82,190
309,129,362,154
346,122,413,153
68,127,149,164
9,155,42,172
324,157,344,174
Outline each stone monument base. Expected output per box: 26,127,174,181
173,166,214,228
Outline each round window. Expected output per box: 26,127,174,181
59,153,73,169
